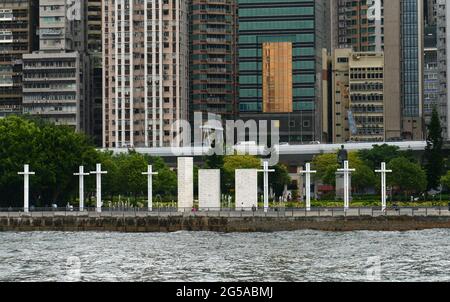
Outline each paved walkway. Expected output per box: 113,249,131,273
1,208,449,218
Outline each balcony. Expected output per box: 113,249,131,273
23,76,76,82
203,48,228,54
207,58,227,63
23,64,76,70
205,28,229,34
206,38,228,44
205,68,227,74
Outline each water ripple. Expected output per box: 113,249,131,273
0,230,449,281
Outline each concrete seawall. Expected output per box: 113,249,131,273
1,215,450,232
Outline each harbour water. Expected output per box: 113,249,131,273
1,230,449,282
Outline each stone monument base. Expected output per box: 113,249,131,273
335,172,351,201
235,169,258,211
199,169,221,210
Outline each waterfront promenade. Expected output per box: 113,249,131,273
2,207,450,232
1,207,450,218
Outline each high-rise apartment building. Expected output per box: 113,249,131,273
22,52,84,128
331,0,424,141
331,0,384,52
22,0,89,131
190,0,237,122
237,0,330,143
348,51,385,142
102,0,189,148
0,0,38,117
87,0,101,55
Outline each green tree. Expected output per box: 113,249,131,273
0,116,39,207
116,152,147,202
97,151,120,203
270,164,291,197
312,152,375,192
345,153,376,192
311,153,338,185
34,122,99,205
359,144,402,170
204,154,224,169
146,156,177,199
441,171,450,191
424,107,445,190
193,164,200,198
0,116,98,207
359,144,418,169
387,157,427,194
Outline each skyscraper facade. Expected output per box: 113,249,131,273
22,52,84,128
102,0,189,148
425,0,437,26
237,0,329,143
331,0,384,52
437,0,450,139
329,49,385,143
87,0,103,145
331,0,424,140
423,25,439,127
398,0,424,140
87,0,101,55
0,0,38,117
22,0,89,131
190,0,237,122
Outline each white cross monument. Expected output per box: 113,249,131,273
74,166,90,212
18,164,35,213
142,165,158,211
257,160,275,213
375,162,392,212
337,160,355,211
300,163,317,211
90,163,107,213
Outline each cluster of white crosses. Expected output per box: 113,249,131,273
17,159,392,213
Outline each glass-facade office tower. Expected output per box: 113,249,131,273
401,0,421,117
398,0,423,139
238,0,329,143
